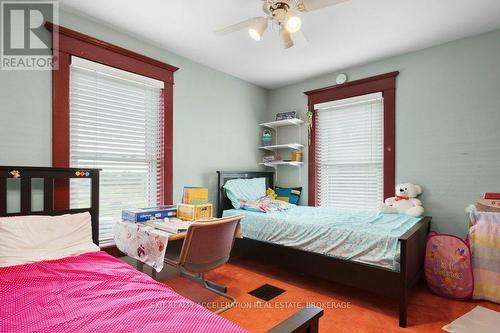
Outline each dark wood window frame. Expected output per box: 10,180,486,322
304,71,399,206
46,22,178,235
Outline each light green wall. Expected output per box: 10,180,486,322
1,9,499,238
267,29,500,237
0,9,268,208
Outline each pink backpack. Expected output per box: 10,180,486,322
424,232,473,299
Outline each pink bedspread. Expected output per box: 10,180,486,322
0,251,248,333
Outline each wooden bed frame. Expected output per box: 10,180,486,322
0,166,101,243
217,171,432,328
0,166,323,333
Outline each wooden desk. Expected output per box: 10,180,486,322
168,232,186,241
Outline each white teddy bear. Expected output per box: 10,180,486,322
379,183,425,217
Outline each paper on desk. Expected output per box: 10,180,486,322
145,219,193,233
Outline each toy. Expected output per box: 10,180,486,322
10,170,20,178
266,188,277,200
306,110,313,144
261,129,272,146
379,183,424,217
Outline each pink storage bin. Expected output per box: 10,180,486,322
424,232,473,299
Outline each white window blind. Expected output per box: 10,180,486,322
315,92,384,210
69,57,164,243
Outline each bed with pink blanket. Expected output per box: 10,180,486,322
0,251,247,333
0,166,323,333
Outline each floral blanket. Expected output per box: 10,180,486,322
114,221,170,272
240,196,292,213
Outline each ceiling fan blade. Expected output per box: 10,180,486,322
214,17,267,36
291,30,308,49
296,0,348,12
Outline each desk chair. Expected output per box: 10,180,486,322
165,214,244,314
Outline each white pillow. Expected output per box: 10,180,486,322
0,212,100,267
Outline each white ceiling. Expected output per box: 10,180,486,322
59,0,500,89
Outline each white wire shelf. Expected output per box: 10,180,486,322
259,118,304,129
258,143,304,151
259,161,304,167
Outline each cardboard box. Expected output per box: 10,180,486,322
122,205,177,223
177,203,213,221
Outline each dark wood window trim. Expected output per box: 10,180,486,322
304,71,399,206
46,23,178,252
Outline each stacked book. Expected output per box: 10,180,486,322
121,205,194,234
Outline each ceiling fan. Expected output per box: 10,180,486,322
215,0,348,49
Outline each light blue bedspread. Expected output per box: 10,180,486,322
223,206,421,271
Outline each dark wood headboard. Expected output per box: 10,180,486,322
216,171,274,217
0,166,101,245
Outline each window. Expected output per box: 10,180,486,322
69,57,164,243
305,72,398,207
315,93,384,209
49,24,177,249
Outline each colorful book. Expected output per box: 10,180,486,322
182,187,209,205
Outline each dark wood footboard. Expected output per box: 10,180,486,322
398,216,432,327
231,216,432,328
267,306,324,333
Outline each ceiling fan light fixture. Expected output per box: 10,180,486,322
285,12,302,33
248,28,261,41
215,0,347,48
247,18,268,41
281,28,294,49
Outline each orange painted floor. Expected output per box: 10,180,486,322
164,257,500,333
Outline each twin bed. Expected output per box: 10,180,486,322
0,166,322,333
217,171,431,328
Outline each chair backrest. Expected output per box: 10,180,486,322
178,215,244,273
